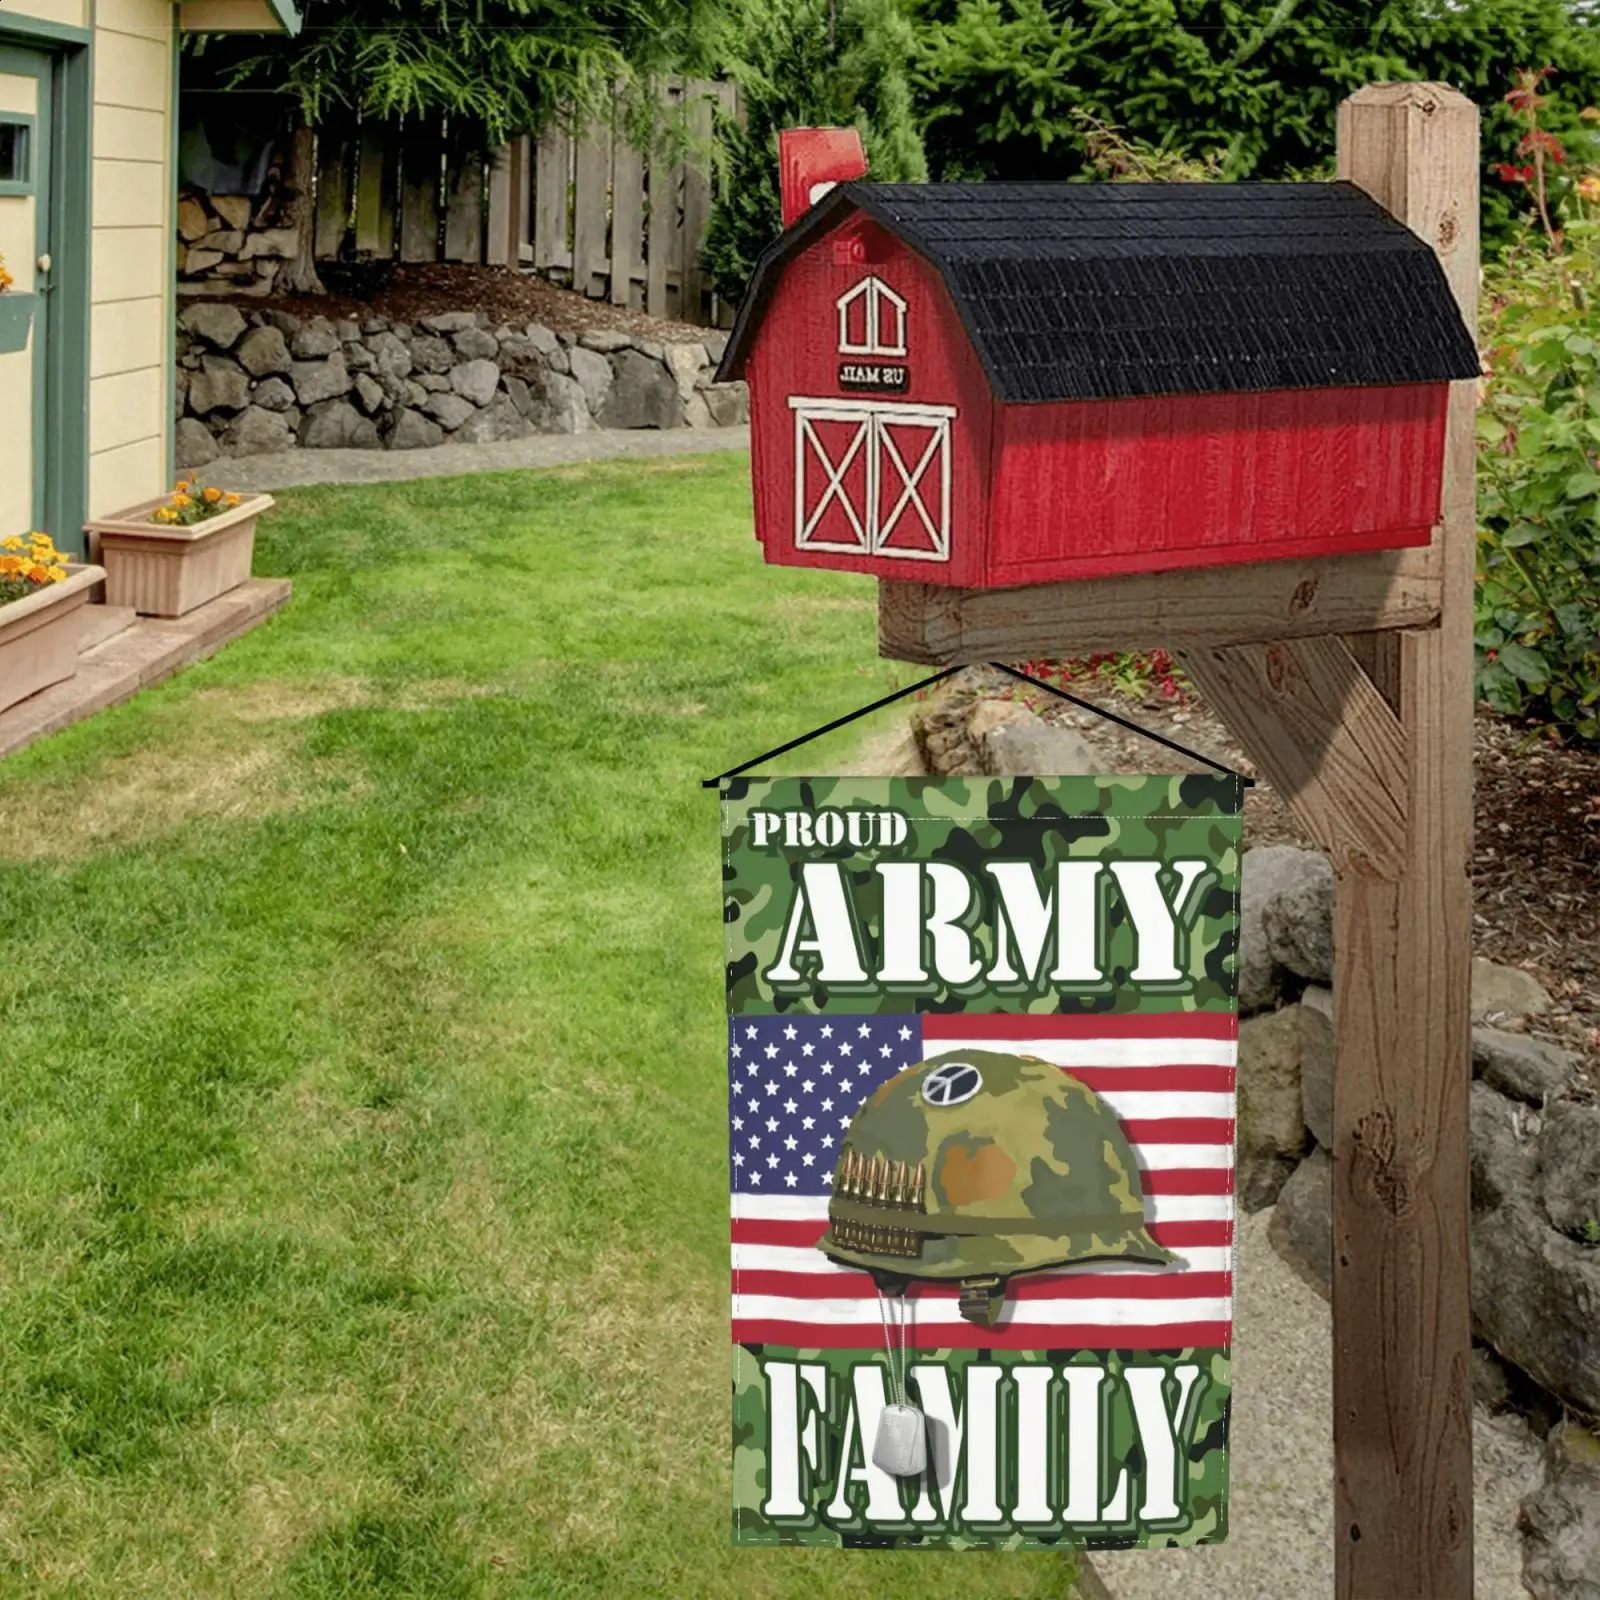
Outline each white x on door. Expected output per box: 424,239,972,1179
790,398,955,562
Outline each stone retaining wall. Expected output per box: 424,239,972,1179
175,303,748,466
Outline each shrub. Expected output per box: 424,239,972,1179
1477,73,1600,739
700,0,926,303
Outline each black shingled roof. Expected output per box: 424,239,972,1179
716,181,1481,404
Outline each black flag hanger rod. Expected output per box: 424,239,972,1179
704,663,1254,789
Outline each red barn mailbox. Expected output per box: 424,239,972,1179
717,181,1481,588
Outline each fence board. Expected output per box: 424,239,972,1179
399,122,441,263
486,144,513,266
572,118,612,298
354,120,397,258
534,123,572,273
680,84,715,324
611,130,644,309
313,118,352,259
444,151,484,263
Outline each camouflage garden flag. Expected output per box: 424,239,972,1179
723,775,1242,1549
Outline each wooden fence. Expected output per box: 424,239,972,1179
309,78,740,327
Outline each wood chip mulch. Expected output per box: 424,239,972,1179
217,263,717,342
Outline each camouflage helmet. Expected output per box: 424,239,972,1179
819,1048,1177,1326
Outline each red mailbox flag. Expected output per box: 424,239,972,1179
778,127,869,228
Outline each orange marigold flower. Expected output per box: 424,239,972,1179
1578,175,1600,204
225,493,242,506
172,493,192,508
203,486,222,503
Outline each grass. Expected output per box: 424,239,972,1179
0,456,1080,1597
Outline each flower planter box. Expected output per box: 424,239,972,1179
85,494,273,618
0,293,34,355
0,563,105,715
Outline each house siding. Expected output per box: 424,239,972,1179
0,65,40,537
88,0,174,518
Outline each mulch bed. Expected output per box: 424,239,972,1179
209,263,717,342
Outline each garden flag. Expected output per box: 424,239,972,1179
722,775,1242,1549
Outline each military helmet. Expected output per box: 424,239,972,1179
819,1048,1176,1326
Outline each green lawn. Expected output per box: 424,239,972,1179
0,457,1080,1598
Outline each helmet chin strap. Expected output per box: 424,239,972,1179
957,1276,1006,1327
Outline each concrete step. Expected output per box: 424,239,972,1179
77,603,137,655
0,578,292,761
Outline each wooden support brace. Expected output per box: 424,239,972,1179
1177,635,1408,879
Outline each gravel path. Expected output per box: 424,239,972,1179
210,425,750,492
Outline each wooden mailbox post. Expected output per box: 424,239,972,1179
876,85,1480,1598
722,82,1481,1597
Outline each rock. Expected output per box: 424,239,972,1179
1540,1100,1600,1241
1473,1027,1575,1104
188,355,251,415
967,698,1035,749
1521,1423,1600,1600
182,249,225,275
449,358,501,409
335,318,361,344
485,396,530,441
415,373,451,394
241,228,298,260
664,340,709,399
423,392,478,431
1238,846,1328,1013
366,331,412,383
983,721,1096,776
504,375,534,419
210,194,252,231
1470,1343,1514,1410
1298,985,1334,1150
175,369,189,418
298,398,380,450
1470,1080,1538,1213
1260,851,1333,982
635,337,665,360
1268,1145,1331,1299
408,333,455,375
420,311,480,335
386,408,443,451
262,309,303,338
530,369,592,434
250,376,296,412
579,327,633,353
179,302,247,351
1237,1152,1299,1214
1472,958,1554,1024
405,380,430,409
224,404,294,457
1473,1193,1600,1414
452,325,500,362
235,325,292,378
291,318,341,360
1238,1006,1306,1158
704,380,750,426
683,393,714,428
557,329,577,347
494,332,542,382
361,316,390,336
291,351,352,407
352,373,387,415
174,416,219,469
342,341,374,373
702,328,730,364
198,229,244,254
525,322,561,359
392,324,413,341
567,345,613,414
177,196,209,241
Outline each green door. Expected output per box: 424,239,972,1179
0,43,54,542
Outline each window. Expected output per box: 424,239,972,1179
0,117,33,195
835,276,908,358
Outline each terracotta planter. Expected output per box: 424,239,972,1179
86,494,273,618
0,564,106,715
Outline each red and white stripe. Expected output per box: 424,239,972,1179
731,1013,1236,1351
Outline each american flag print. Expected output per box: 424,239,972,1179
730,1010,1236,1351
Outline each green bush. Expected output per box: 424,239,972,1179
1476,76,1600,738
700,0,926,303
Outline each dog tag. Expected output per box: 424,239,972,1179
872,1402,928,1477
